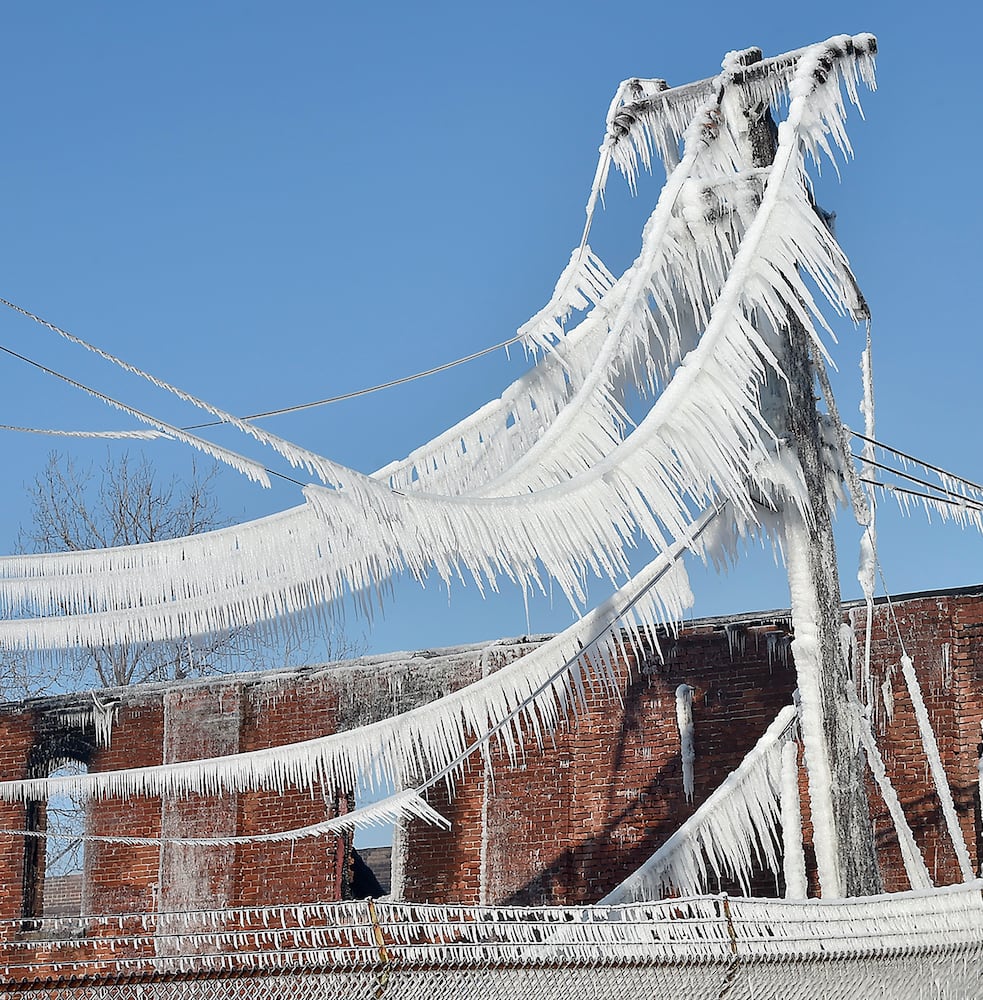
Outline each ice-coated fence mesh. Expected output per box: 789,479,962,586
2,883,981,999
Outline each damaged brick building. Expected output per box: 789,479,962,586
0,585,981,986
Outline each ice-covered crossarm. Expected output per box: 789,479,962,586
598,34,875,193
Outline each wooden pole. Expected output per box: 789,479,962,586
737,49,882,896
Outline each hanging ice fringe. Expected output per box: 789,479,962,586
600,705,799,902
0,789,446,846
0,507,715,804
0,35,877,655
515,245,616,353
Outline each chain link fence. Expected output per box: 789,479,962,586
3,883,982,999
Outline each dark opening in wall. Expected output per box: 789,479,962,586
41,761,87,917
22,730,94,921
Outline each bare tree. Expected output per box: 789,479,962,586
22,451,226,553
13,451,363,693
16,452,235,688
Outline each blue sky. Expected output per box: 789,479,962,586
0,3,979,659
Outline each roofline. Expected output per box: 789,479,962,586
4,581,981,713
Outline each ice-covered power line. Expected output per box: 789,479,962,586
0,504,719,808
0,423,166,440
0,343,272,486
849,429,983,495
0,36,883,660
859,479,983,525
853,454,983,508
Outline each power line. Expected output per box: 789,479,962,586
849,428,983,495
0,342,306,488
0,291,527,430
181,335,527,429
852,453,983,508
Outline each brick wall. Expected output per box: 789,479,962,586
399,590,983,903
0,588,980,970
401,619,801,904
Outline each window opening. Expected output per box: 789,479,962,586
41,761,87,917
22,732,93,922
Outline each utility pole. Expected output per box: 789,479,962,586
736,48,882,897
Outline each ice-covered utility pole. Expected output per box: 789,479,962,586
737,48,881,896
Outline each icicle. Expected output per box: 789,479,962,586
0,38,879,654
881,672,895,723
851,693,932,890
897,653,974,880
675,684,696,801
766,630,792,668
0,509,714,806
724,622,746,658
49,694,119,748
515,246,616,353
780,741,807,898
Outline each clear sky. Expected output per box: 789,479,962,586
0,3,979,660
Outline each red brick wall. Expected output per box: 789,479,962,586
86,695,165,916
0,589,980,939
400,593,983,904
402,621,800,904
